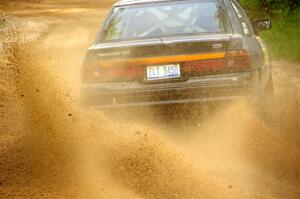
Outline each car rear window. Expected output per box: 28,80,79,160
100,0,230,42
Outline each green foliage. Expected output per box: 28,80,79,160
240,0,260,7
241,0,300,62
241,0,300,18
261,12,300,62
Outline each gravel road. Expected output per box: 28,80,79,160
0,1,299,198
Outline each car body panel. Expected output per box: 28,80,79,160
82,71,259,107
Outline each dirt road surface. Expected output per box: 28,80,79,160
0,1,299,198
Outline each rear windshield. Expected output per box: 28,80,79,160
99,0,230,42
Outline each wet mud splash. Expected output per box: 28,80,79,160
0,3,300,199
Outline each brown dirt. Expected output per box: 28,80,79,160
0,1,299,199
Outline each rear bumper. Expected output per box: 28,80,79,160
81,71,260,108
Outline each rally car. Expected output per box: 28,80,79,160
81,0,273,108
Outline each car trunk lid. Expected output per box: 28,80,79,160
82,34,250,83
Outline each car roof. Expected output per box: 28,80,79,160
114,0,223,7
114,0,174,7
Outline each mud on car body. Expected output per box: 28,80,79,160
81,0,273,108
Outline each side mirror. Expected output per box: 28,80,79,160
253,19,272,32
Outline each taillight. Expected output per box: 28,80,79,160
225,50,251,69
182,50,250,74
225,37,251,69
82,62,143,83
183,59,226,73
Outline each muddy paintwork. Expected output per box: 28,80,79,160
82,0,272,107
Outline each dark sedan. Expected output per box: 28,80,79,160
81,0,273,108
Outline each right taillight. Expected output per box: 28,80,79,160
225,50,251,69
182,50,251,74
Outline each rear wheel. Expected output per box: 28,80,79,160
256,73,274,121
265,73,274,95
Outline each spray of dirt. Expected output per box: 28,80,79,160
0,2,300,199
1,27,246,199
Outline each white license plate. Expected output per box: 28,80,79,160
147,64,180,80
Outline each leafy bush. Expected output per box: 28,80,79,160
261,10,300,61
240,0,300,62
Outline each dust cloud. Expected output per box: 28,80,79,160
0,1,299,199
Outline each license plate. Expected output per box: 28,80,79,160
147,64,180,80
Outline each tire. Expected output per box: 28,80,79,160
256,73,274,122
265,73,274,96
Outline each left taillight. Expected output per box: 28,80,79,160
82,62,144,83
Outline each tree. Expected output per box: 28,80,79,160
287,0,300,11
259,0,300,16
